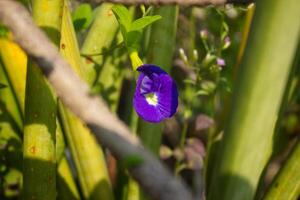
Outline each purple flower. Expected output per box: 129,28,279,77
133,64,178,123
217,58,226,66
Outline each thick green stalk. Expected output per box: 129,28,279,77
263,140,300,200
23,0,63,199
59,2,113,199
208,0,300,199
80,3,119,85
138,6,178,154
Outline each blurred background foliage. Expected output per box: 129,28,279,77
0,0,299,199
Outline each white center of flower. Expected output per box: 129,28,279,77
145,93,158,106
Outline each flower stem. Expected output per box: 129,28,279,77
130,51,144,70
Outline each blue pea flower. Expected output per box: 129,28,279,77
133,64,178,123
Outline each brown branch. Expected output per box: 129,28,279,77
0,1,193,200
78,0,253,6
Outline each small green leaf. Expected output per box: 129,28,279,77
72,3,93,31
112,5,132,33
130,15,161,32
121,154,144,168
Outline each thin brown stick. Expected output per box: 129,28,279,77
0,1,192,200
78,0,253,6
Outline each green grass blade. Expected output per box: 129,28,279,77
208,0,300,199
59,2,113,199
23,0,63,199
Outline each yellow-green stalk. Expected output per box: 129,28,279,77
59,2,113,199
23,0,63,199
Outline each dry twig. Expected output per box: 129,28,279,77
78,0,253,6
0,1,193,199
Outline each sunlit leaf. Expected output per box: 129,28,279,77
130,15,161,32
112,5,131,34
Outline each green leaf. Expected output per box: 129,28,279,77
130,15,162,32
112,5,132,33
72,3,93,31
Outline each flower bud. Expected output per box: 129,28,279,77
222,36,231,49
200,29,208,40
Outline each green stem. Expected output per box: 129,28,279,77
208,0,300,199
175,123,188,175
59,2,113,199
23,0,63,199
